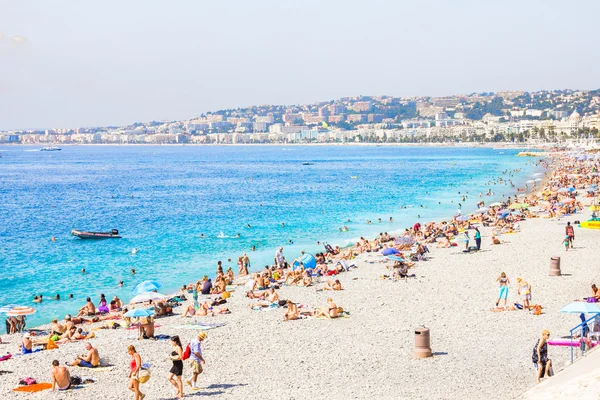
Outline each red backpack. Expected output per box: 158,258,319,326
182,344,191,360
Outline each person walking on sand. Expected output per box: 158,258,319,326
474,227,482,250
127,345,145,400
562,234,570,251
495,272,510,307
186,332,206,391
168,336,184,399
532,330,552,383
566,221,575,248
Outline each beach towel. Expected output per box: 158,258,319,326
13,383,52,392
173,322,226,330
73,366,115,372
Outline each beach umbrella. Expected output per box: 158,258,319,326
0,304,19,313
557,188,570,193
456,215,469,222
560,302,600,314
133,280,162,295
510,211,523,216
382,247,400,256
590,205,600,211
123,308,155,318
569,187,576,192
130,291,168,304
6,306,36,316
472,207,489,214
497,209,510,214
489,202,502,207
385,255,405,262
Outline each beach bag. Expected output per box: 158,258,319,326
70,376,82,385
182,344,191,360
19,377,37,386
532,305,542,316
138,369,150,384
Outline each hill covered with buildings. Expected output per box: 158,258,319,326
3,89,600,145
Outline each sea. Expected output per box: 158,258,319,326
0,145,545,327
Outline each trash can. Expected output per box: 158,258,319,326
549,257,561,276
415,327,432,359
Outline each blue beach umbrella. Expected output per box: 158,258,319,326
560,302,600,314
382,247,400,256
456,215,470,222
133,280,162,295
123,308,155,318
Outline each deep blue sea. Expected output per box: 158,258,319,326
0,145,543,326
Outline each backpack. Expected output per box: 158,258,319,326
182,344,191,360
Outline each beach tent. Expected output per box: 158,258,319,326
292,253,317,270
382,247,400,256
130,292,168,304
133,280,162,295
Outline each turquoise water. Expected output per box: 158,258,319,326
0,145,542,326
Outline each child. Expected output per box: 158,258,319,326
563,235,570,251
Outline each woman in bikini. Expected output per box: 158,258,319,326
314,298,340,319
495,272,510,307
127,345,145,400
283,301,299,321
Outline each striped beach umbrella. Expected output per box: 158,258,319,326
130,291,167,304
0,304,19,313
6,306,36,316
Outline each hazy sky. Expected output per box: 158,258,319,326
1,0,599,130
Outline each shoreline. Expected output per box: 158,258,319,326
8,153,546,329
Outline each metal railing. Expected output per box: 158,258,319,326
569,314,600,363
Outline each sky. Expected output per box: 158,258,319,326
0,0,599,130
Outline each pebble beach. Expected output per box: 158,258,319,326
1,152,599,400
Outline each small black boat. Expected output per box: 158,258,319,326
71,229,122,239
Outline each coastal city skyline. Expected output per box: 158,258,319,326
2,0,600,130
2,88,600,145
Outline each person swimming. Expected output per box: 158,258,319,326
54,294,60,300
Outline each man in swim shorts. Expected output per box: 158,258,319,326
69,342,99,368
51,360,71,391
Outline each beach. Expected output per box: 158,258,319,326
1,153,599,399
